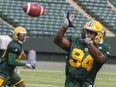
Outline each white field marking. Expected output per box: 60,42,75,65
98,72,116,75
96,77,116,81
20,68,64,73
26,83,56,87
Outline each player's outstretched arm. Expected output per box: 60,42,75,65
8,52,35,69
54,26,70,51
54,11,76,51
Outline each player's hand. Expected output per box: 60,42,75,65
83,37,93,45
25,63,35,69
62,11,76,29
81,29,87,39
30,62,36,69
81,29,93,44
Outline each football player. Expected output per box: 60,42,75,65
0,26,35,87
54,11,111,87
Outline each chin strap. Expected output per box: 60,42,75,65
18,40,24,44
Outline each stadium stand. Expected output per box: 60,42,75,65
0,0,115,37
73,0,116,34
0,0,91,37
0,21,12,35
108,0,116,7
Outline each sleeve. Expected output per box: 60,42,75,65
65,35,80,43
65,35,72,42
8,46,26,66
101,44,111,60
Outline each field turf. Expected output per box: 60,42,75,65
18,67,116,87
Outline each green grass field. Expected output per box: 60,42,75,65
18,68,116,87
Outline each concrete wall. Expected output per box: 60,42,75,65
22,37,116,63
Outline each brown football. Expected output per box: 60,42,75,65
23,2,44,17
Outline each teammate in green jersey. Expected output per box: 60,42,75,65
54,11,111,87
0,26,35,87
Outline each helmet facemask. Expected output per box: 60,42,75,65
17,33,27,44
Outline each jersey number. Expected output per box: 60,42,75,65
69,48,94,71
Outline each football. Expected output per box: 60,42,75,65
23,2,44,17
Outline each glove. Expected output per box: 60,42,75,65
62,11,76,29
83,37,93,45
25,63,35,69
30,62,36,69
81,29,87,39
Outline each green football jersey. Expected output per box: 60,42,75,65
65,36,111,83
0,40,25,76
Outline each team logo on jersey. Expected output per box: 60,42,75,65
85,48,88,51
14,49,18,52
88,85,92,87
98,46,102,50
106,51,110,55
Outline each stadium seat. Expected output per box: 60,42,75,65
0,21,12,35
0,0,91,37
74,0,116,34
108,0,116,7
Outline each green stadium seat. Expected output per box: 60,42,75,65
74,0,116,34
0,0,90,37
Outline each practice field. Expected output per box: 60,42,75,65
18,61,116,87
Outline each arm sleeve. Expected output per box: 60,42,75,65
8,46,26,66
100,44,111,61
8,52,26,66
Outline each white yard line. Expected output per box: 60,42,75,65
96,77,116,81
20,68,64,73
26,83,57,87
98,72,116,75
